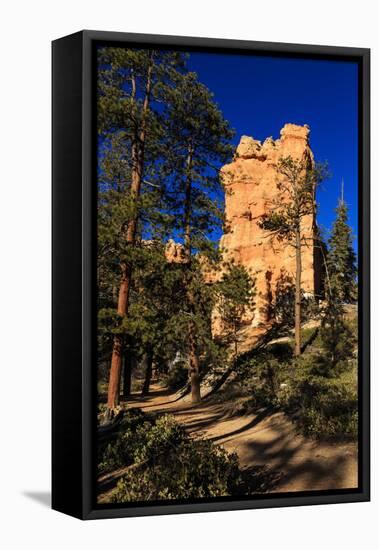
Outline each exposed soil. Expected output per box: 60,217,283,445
98,382,358,502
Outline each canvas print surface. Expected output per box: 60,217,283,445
96,45,359,506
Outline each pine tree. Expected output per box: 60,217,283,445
121,242,189,396
318,190,357,374
259,156,327,356
327,191,357,304
318,312,354,374
217,263,256,357
97,47,186,413
161,72,235,402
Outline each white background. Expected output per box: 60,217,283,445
1,1,376,548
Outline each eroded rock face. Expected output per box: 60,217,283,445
216,123,321,343
165,239,187,263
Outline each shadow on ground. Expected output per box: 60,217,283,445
97,383,358,497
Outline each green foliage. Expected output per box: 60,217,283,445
99,412,187,474
112,438,241,502
155,70,235,395
258,155,328,356
270,273,318,330
284,356,358,439
97,48,236,398
164,358,189,391
98,408,153,473
233,342,294,408
102,411,269,503
258,156,328,243
306,197,357,383
327,199,357,304
226,330,357,440
162,71,235,257
216,263,256,355
96,48,188,375
317,310,355,375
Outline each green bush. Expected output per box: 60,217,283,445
164,360,188,391
285,364,358,439
233,343,294,409
112,437,242,502
99,410,271,502
231,343,358,440
98,408,155,474
99,410,190,475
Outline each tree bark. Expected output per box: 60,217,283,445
141,350,154,396
107,262,131,410
122,346,132,398
106,58,154,411
189,329,201,403
184,145,193,258
294,228,302,356
234,322,239,358
183,143,201,404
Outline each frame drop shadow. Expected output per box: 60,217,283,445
23,491,51,508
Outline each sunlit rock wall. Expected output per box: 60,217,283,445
216,123,322,341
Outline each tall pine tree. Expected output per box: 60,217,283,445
217,263,256,358
97,47,186,413
318,188,357,373
259,156,327,356
327,188,357,304
162,71,234,402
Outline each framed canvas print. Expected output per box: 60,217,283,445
52,30,370,520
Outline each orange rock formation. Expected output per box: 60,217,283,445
217,123,322,336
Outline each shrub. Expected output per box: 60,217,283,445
164,360,188,391
233,343,294,409
99,409,272,502
232,343,358,440
98,408,155,474
285,364,358,439
318,312,355,374
111,438,242,502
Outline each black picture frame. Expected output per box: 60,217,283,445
52,30,370,520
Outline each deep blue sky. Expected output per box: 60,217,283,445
187,52,359,251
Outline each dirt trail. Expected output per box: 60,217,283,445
128,383,358,493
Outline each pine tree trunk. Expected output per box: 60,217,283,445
107,262,131,410
183,142,201,404
106,60,153,412
122,346,132,398
189,328,201,403
141,350,153,396
294,228,302,357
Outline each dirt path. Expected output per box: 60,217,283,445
127,383,358,493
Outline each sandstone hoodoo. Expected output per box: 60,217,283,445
216,123,323,342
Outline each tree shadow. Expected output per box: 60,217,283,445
206,301,295,398
126,387,186,409
235,465,284,495
209,408,272,443
175,406,229,433
241,424,354,492
300,326,319,353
